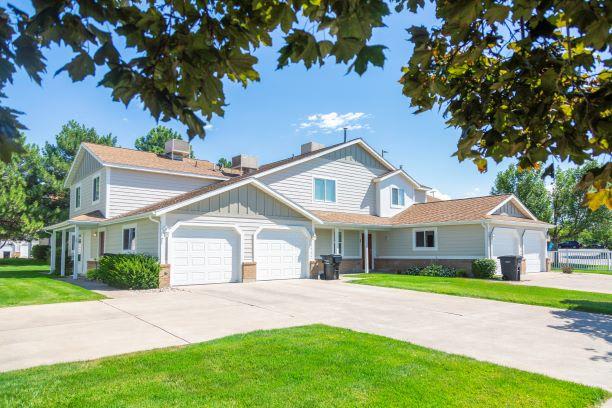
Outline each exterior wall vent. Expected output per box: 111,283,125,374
301,141,325,155
164,139,191,160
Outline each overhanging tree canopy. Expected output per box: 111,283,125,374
1,0,609,208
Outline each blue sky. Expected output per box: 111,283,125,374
7,3,517,199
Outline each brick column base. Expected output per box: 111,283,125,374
242,262,257,282
520,258,527,278
86,260,98,272
159,264,171,288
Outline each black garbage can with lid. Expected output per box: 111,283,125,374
498,255,522,281
332,255,343,279
320,255,342,280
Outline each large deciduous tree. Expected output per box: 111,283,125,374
491,164,552,223
1,1,609,207
135,126,193,157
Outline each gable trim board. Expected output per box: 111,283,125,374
372,169,430,191
487,195,537,221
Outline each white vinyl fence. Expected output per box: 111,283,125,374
549,249,611,271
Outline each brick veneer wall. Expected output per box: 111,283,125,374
242,262,257,282
375,258,475,275
159,264,171,288
86,260,98,272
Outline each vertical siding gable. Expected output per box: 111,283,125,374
73,150,103,183
493,201,528,218
176,186,306,220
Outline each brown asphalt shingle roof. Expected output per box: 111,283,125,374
83,143,233,179
312,211,394,226
71,211,107,222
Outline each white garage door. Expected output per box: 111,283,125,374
255,229,308,281
171,228,239,286
492,228,519,273
523,230,545,273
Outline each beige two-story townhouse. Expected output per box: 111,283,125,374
47,138,553,286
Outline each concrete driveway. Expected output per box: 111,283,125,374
0,279,610,393
513,271,612,294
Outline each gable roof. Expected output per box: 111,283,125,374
373,169,430,190
65,143,233,186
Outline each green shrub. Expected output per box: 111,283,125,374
420,264,457,277
399,266,422,276
31,245,50,261
87,268,101,280
472,258,497,279
562,265,573,274
456,269,468,278
96,253,160,289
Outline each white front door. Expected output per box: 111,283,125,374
491,228,519,273
255,229,308,281
171,228,239,286
523,230,546,272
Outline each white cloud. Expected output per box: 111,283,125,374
298,112,370,134
204,124,214,131
429,188,451,200
462,187,482,198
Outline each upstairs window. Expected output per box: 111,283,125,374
391,187,405,207
122,227,136,252
314,178,336,203
414,228,437,250
75,185,81,209
92,176,100,203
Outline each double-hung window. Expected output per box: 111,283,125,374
414,228,437,250
334,230,343,255
75,185,81,209
314,178,336,203
122,226,136,252
391,187,405,207
92,175,100,203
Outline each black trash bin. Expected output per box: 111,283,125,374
332,255,343,279
498,256,522,281
320,255,335,280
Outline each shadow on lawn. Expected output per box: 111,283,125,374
549,307,611,361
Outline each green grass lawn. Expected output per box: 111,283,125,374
0,259,104,308
552,267,612,276
348,274,612,315
0,325,607,407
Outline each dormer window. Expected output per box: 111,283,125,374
314,178,336,203
391,187,405,207
75,185,81,209
92,175,100,203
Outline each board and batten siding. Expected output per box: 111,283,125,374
179,185,303,219
493,201,528,218
168,186,311,263
260,145,388,215
73,150,103,183
107,168,215,217
69,168,106,218
104,218,159,257
375,224,486,258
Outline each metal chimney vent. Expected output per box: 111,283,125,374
164,139,190,160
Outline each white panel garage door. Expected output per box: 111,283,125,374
255,229,308,281
523,230,545,273
492,228,519,273
171,228,239,286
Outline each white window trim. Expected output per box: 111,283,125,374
312,176,337,203
92,173,101,204
413,227,438,251
74,183,82,209
391,187,405,208
122,224,137,253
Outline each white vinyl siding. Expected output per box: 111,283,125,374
343,230,361,258
108,168,215,217
69,168,107,218
375,224,486,258
260,145,387,214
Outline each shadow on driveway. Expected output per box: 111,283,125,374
549,307,611,362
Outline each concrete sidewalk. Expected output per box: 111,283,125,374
0,279,610,393
511,271,612,294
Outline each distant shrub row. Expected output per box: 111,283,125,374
397,258,497,279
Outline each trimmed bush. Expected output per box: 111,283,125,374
420,264,457,277
398,264,457,277
96,253,160,289
562,265,573,274
31,244,50,261
472,258,497,279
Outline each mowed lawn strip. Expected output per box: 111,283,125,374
0,260,104,308
0,325,607,408
348,274,612,315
